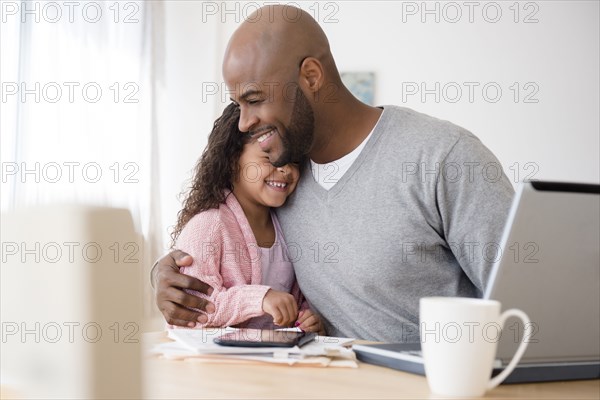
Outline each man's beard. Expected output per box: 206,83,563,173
271,87,315,167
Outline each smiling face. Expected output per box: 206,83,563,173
225,72,315,167
251,86,315,168
233,141,300,209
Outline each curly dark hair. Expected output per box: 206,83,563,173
170,103,249,247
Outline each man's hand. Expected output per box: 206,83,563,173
153,250,215,327
261,289,298,327
295,309,325,335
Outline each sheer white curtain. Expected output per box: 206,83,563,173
1,0,165,320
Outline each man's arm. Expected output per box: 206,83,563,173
152,250,216,327
436,133,515,294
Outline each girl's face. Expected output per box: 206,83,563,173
233,141,300,208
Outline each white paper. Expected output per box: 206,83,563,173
152,328,358,367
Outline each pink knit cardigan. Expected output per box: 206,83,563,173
175,191,306,328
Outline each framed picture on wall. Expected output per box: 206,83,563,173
340,72,376,105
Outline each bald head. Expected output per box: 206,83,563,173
222,5,356,166
223,5,338,91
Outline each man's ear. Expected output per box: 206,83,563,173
299,57,324,93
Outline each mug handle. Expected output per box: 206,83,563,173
487,309,532,390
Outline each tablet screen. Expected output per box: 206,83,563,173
214,329,313,347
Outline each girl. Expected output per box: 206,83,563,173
170,103,322,332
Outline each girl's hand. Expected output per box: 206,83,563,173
295,309,325,335
262,289,298,327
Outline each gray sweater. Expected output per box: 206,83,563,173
276,106,514,342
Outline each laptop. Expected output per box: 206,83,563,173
353,180,600,383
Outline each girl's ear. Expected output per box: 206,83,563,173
299,57,324,93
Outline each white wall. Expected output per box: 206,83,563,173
159,0,599,247
322,1,599,185
157,1,222,251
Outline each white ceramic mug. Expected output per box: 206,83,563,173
420,297,531,397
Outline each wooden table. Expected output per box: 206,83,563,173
143,332,600,399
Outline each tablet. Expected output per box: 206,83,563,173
214,329,316,348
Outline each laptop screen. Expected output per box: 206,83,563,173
485,181,600,364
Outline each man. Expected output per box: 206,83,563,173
153,5,514,341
